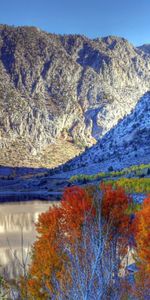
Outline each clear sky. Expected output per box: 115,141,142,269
0,0,150,46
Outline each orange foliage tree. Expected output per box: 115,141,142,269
23,184,133,299
100,183,133,283
101,182,132,234
26,186,94,299
132,196,150,298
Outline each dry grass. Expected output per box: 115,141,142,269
0,138,83,169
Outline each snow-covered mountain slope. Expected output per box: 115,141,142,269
58,92,150,176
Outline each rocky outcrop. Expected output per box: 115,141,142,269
0,25,150,165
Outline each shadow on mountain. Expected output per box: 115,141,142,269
0,165,66,202
0,165,50,178
53,91,150,175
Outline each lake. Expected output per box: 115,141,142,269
0,200,57,278
0,193,145,279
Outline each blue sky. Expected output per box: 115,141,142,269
0,0,150,46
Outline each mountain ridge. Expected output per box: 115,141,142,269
0,25,150,167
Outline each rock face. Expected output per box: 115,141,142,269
59,92,150,175
0,25,150,166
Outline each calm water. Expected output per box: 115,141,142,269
0,201,57,278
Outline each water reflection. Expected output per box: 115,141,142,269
0,201,56,278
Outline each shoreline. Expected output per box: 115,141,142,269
0,191,62,203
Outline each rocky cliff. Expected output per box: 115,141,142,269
0,25,150,167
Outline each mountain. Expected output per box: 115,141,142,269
138,44,150,55
58,92,150,176
0,25,150,167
